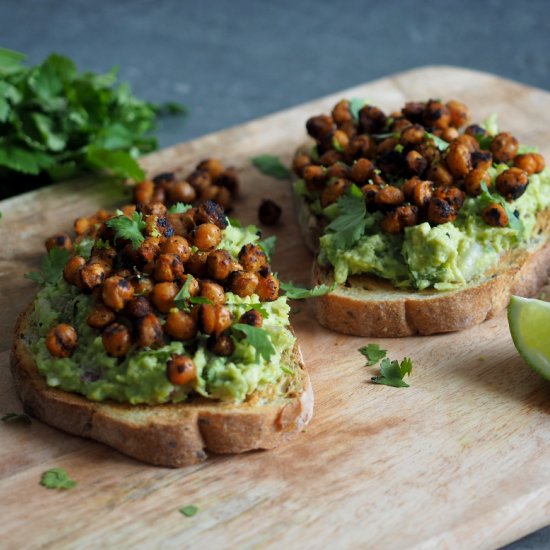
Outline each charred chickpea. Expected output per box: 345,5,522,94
465,124,487,139
402,101,425,122
464,168,492,196
186,251,209,278
331,130,349,151
375,186,405,209
194,222,222,251
164,310,198,340
406,150,428,175
125,296,153,318
45,233,72,252
321,178,349,207
292,153,312,177
63,255,86,285
153,253,184,283
482,203,509,227
86,303,116,329
454,134,479,153
427,197,457,225
196,200,228,229
198,304,233,335
74,216,93,236
102,276,134,311
167,181,196,204
306,114,335,141
302,164,327,192
401,176,421,201
214,168,240,198
441,127,460,142
433,186,465,210
446,100,470,128
376,137,399,156
167,209,196,238
345,134,375,161
207,333,235,357
417,142,440,165
350,158,374,184
227,271,259,297
426,163,454,187
215,186,233,211
255,270,280,302
391,118,412,132
326,162,351,180
200,280,226,304
332,99,353,125
361,183,380,207
187,169,212,193
136,313,164,348
102,323,131,357
490,132,519,163
318,149,344,166
130,275,154,296
358,105,387,133
401,124,425,146
133,180,155,205
514,153,546,175
238,244,268,273
161,236,191,263
79,261,109,292
46,324,78,358
197,158,226,180
167,355,197,386
446,142,472,177
471,150,493,171
239,309,263,328
424,100,451,129
338,120,358,139
413,180,434,208
206,249,234,281
495,168,529,201
381,205,419,234
135,237,161,265
151,282,179,313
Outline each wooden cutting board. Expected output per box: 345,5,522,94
1,66,550,549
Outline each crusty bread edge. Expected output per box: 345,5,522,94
10,306,314,467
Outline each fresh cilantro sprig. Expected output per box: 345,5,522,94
424,131,449,151
168,202,193,214
106,211,146,249
251,155,291,180
25,247,71,285
174,275,214,310
0,47,186,197
371,357,413,388
231,323,276,361
1,412,32,425
280,281,334,299
40,468,77,490
359,343,387,366
349,98,368,121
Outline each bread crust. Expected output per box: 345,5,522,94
10,307,313,467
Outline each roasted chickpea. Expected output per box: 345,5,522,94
239,309,263,328
331,129,349,151
200,280,226,304
402,101,425,122
102,276,134,311
79,261,108,292
151,282,179,313
206,249,236,281
167,355,196,386
318,149,344,166
160,236,191,263
164,310,198,340
186,251,209,278
345,134,375,161
380,205,419,234
441,127,460,142
424,100,451,129
153,253,184,283
470,150,493,171
255,270,280,302
227,271,259,297
361,183,380,207
306,114,334,140
196,200,228,229
130,275,154,296
167,210,196,238
74,216,93,236
495,167,529,201
326,162,351,180
187,169,211,193
135,313,164,348
214,167,240,197
135,237,161,266
454,134,480,154
514,153,546,175
464,168,492,196
102,323,131,357
45,233,72,252
152,172,176,186
133,180,154,205
86,303,116,329
375,186,405,209
332,99,352,125
207,333,235,357
63,255,86,285
446,142,472,177
46,324,78,358
197,158,225,180
417,142,440,165
446,100,470,128
349,158,374,184
292,153,312,177
358,105,387,133
433,186,465,210
426,163,454,187
302,164,327,191
215,186,233,210
400,124,425,146
406,150,428,175
376,137,399,156
490,132,519,163
427,197,457,224
167,181,196,204
482,203,509,227
464,124,487,139
125,296,153,318
321,178,349,207
412,180,433,208
238,244,268,273
198,304,233,335
391,118,413,132
193,223,222,251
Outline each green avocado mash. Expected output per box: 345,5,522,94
315,166,550,290
26,225,297,405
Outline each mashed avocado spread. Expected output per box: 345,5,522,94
26,224,297,405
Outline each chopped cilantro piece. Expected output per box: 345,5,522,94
349,98,367,121
358,344,387,366
179,505,199,517
251,155,291,179
106,210,146,249
73,237,95,258
174,275,195,307
280,281,334,299
168,202,192,214
371,357,413,388
40,468,77,490
424,131,449,151
25,247,71,285
1,412,31,425
232,323,276,361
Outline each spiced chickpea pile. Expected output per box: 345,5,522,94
293,99,546,233
43,160,280,388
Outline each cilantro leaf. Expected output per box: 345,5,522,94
73,237,95,259
232,323,276,361
1,412,31,425
280,281,334,299
168,202,192,214
25,247,71,285
40,468,77,490
325,184,367,249
86,146,144,182
424,131,449,151
349,98,367,121
106,211,146,249
174,275,195,307
227,216,242,227
371,357,413,388
179,505,199,517
251,155,291,179
189,296,213,306
258,235,276,259
358,344,387,366
475,134,493,150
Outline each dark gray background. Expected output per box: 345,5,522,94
2,0,549,547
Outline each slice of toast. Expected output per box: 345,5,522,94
11,305,313,467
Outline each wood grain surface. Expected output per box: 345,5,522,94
1,66,550,549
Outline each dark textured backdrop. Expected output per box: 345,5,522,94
1,1,549,547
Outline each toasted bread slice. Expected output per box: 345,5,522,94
296,187,550,337
11,306,313,467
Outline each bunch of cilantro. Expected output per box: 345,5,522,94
0,47,185,198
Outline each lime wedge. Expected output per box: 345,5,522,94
508,295,550,380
